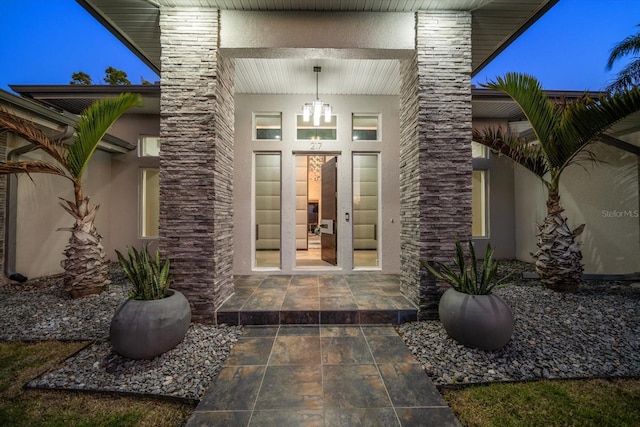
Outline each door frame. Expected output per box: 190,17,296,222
291,151,346,272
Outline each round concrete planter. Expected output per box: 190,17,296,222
438,288,514,351
110,290,191,360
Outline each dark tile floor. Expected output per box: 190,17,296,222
186,325,461,426
216,274,418,325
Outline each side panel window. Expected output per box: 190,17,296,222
472,170,487,237
141,168,160,237
255,153,281,268
139,135,160,238
353,153,379,267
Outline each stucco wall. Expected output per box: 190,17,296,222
6,111,156,280
514,142,640,274
106,113,160,256
471,120,516,260
13,140,112,279
233,93,401,275
220,11,414,54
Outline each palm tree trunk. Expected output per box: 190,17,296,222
533,190,584,292
59,197,110,297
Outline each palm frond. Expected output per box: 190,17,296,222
0,160,70,180
482,73,560,155
66,93,142,180
606,27,640,70
472,126,549,179
605,58,640,93
0,108,68,166
553,87,640,175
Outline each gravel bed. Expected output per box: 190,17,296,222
0,266,128,341
0,264,242,401
399,261,640,386
26,323,241,401
2,261,639,400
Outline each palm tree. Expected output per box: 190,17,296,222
606,24,640,92
0,93,142,297
473,72,640,292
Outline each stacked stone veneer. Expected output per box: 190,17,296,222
399,11,473,319
159,8,235,323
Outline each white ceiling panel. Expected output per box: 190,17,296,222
234,58,400,95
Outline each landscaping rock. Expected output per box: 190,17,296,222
398,261,640,386
0,264,242,401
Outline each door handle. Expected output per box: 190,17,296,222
345,212,350,222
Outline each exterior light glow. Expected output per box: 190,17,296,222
301,66,331,127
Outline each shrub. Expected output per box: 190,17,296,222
420,239,511,295
115,246,170,300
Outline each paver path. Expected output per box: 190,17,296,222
187,324,461,426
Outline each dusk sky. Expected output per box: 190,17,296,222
0,0,639,93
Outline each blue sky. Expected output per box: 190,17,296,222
0,0,638,93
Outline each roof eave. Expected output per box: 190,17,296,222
76,0,161,75
472,0,560,77
0,89,136,153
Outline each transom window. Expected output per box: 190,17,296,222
139,135,160,157
352,114,380,141
296,115,337,140
255,113,282,140
472,141,488,159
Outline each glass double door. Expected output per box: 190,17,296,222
254,153,379,271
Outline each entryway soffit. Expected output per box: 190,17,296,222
78,0,557,94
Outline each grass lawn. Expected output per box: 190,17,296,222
0,341,193,427
444,378,640,427
2,341,639,426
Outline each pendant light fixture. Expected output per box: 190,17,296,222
302,66,332,127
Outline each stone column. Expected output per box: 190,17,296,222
400,11,473,319
159,8,235,323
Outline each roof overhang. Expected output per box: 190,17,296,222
0,89,136,153
12,84,640,153
10,84,160,116
76,0,558,77
472,88,640,153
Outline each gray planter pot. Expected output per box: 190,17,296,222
438,287,514,351
110,289,191,360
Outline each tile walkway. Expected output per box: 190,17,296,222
187,324,461,426
216,274,418,325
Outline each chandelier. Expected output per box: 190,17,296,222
302,66,332,127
